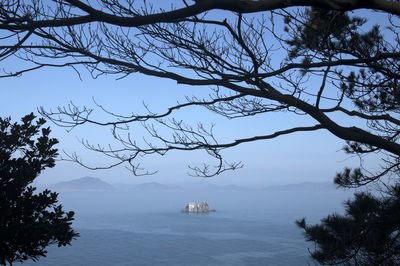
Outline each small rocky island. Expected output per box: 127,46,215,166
182,201,216,213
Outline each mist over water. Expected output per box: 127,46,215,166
20,180,352,266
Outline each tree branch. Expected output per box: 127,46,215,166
1,0,400,31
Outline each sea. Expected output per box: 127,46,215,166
19,183,352,266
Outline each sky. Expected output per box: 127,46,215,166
0,62,364,187
0,2,380,188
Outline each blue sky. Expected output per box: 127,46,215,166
1,3,383,187
0,62,363,187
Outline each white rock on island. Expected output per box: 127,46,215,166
182,201,216,213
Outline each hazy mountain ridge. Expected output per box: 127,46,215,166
113,182,182,191
173,181,339,192
262,182,339,192
49,176,341,193
51,176,114,191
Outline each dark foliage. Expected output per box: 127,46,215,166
288,7,400,264
297,184,400,265
1,1,400,265
0,113,78,265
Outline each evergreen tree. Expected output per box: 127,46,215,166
1,1,400,264
297,185,400,265
0,113,78,266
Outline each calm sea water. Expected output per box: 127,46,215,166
19,186,351,265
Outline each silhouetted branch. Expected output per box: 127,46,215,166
1,0,400,32
1,1,400,182
59,120,323,176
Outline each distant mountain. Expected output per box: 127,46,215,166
263,182,338,192
182,182,337,192
113,182,182,191
51,176,114,191
198,183,251,191
133,182,181,190
173,180,252,191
